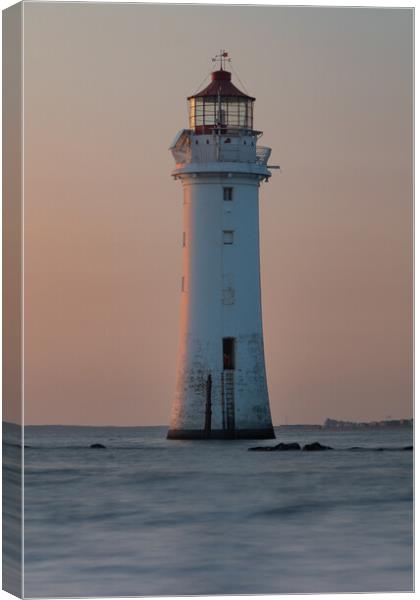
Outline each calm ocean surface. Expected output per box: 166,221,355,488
6,425,413,597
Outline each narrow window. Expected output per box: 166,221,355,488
223,187,233,201
223,230,234,245
181,276,185,292
222,273,235,305
223,338,235,370
182,232,186,247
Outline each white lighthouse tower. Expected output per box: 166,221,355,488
168,53,276,439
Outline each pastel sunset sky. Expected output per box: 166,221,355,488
19,3,412,425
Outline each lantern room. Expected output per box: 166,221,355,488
188,69,255,134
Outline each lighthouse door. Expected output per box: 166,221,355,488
223,338,235,370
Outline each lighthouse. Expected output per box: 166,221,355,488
168,53,277,440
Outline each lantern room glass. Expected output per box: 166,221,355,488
189,97,253,131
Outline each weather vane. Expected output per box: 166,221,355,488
212,50,231,70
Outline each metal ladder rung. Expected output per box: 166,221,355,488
223,371,235,431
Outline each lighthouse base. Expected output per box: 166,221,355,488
167,427,276,440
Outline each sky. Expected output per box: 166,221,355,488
16,3,413,425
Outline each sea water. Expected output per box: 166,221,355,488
4,425,413,597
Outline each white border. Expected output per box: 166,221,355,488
0,2,414,600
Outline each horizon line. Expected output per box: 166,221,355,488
3,418,414,429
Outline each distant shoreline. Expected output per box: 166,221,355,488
280,419,413,431
3,418,414,430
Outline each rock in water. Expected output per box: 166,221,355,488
248,442,301,452
273,442,301,451
89,443,106,449
302,442,333,451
